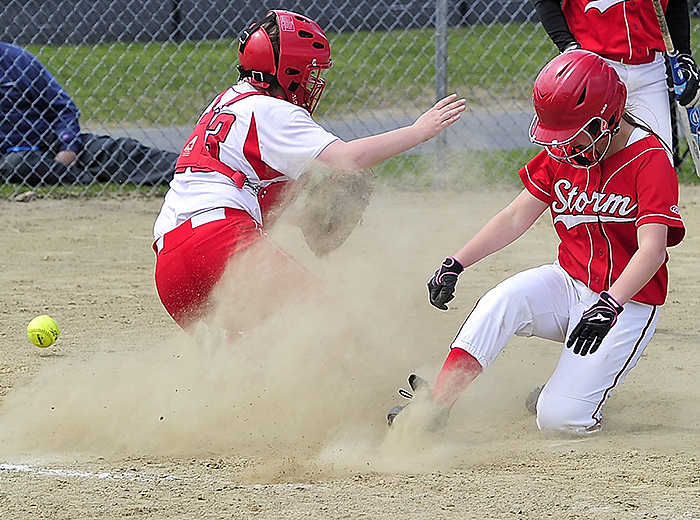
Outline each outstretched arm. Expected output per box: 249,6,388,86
452,189,548,268
426,189,548,310
315,94,466,173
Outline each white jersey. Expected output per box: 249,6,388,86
154,82,338,240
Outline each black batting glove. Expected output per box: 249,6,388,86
676,53,700,108
567,292,624,356
427,257,464,310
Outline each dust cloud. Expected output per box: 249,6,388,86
1,186,700,516
0,224,455,475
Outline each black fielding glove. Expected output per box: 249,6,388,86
567,292,624,356
427,257,464,310
676,53,700,108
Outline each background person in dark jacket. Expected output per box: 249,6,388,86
0,42,178,187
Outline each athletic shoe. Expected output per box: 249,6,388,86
387,373,448,431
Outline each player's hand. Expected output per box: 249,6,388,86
566,292,624,356
676,53,700,108
413,94,466,142
54,150,77,165
427,257,464,310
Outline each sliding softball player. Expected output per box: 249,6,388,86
388,50,685,435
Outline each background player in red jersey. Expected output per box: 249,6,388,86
534,0,700,162
153,10,465,330
388,50,685,435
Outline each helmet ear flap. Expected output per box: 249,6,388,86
238,19,277,77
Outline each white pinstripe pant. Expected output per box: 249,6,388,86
450,263,659,434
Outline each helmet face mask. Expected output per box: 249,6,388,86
290,63,327,114
529,50,626,168
535,116,616,168
238,10,332,114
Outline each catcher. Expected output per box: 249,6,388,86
153,9,465,329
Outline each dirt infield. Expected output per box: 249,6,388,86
0,185,699,519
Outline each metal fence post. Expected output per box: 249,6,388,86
434,0,449,188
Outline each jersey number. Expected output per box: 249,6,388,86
204,113,236,160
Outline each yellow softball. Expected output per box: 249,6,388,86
27,315,60,348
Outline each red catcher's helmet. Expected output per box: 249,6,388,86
529,50,627,148
238,10,332,115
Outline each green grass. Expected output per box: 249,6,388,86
29,41,240,128
27,23,552,126
374,148,534,190
676,150,700,184
375,147,700,188
4,145,697,200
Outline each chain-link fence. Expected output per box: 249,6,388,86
1,0,699,198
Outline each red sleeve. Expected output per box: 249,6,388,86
635,141,685,247
519,149,555,203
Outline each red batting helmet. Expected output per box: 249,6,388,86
529,50,627,165
238,10,332,115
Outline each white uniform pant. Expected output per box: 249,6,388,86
451,263,659,434
607,53,673,163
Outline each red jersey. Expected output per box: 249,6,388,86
563,0,669,64
519,131,685,305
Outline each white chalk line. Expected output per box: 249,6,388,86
0,462,180,482
0,462,317,490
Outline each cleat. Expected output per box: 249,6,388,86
386,373,448,431
408,373,430,394
387,373,429,427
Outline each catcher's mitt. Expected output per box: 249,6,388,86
296,168,376,257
